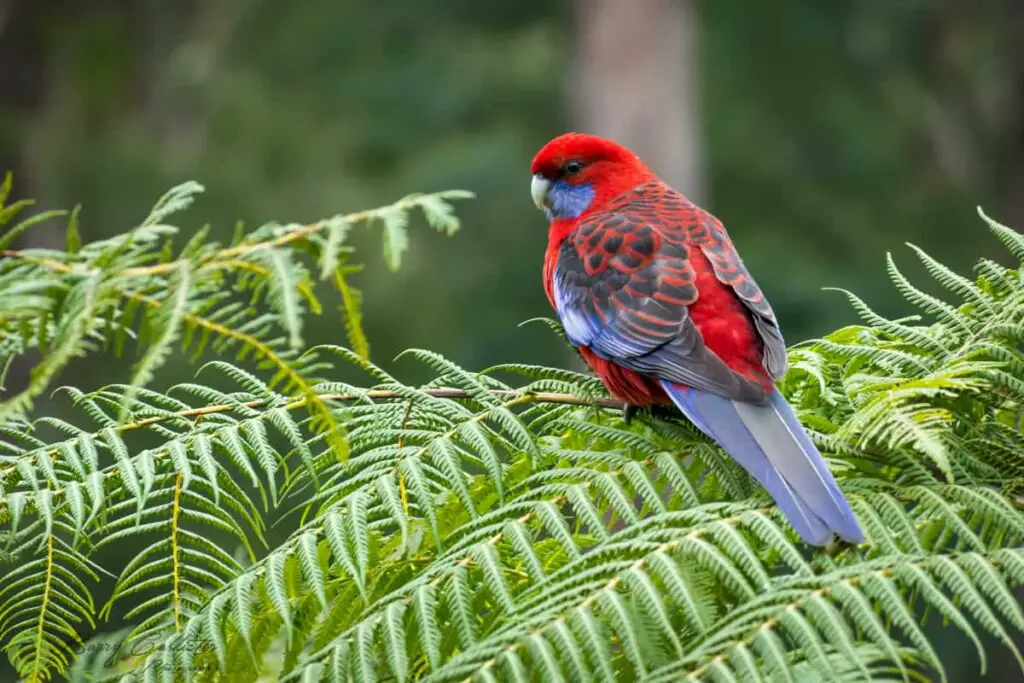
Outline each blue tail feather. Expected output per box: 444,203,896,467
661,382,863,546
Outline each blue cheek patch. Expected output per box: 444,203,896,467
548,181,595,220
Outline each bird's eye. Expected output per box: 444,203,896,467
564,160,584,175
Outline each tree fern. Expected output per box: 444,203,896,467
4,181,1024,682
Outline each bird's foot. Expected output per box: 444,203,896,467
623,403,681,425
823,534,862,556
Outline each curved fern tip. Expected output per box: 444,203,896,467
392,348,418,362
516,316,560,328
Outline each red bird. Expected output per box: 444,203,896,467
531,133,862,546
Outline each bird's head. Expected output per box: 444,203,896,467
530,133,655,221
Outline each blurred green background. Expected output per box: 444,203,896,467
2,0,1023,679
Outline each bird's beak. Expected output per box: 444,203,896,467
531,174,551,211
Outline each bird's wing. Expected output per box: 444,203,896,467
551,205,770,403
687,207,788,379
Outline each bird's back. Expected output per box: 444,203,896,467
577,180,781,392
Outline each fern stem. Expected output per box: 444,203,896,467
106,193,460,278
0,250,78,274
130,288,349,459
30,525,55,680
0,388,620,511
170,472,183,633
398,400,414,517
333,268,369,360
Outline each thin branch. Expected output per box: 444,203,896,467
1,249,75,273
123,193,456,277
118,387,622,432
358,388,624,409
0,191,467,281
0,388,622,502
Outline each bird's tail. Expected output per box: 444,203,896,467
661,381,863,546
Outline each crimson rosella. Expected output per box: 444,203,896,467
530,132,863,546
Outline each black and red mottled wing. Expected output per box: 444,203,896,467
551,194,767,403
686,208,788,379
551,182,786,402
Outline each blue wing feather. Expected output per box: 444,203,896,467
553,276,647,359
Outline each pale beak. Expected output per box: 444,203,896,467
531,174,551,211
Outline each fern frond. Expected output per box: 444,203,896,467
9,183,1024,682
0,181,473,435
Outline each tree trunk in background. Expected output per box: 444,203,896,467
0,0,52,200
0,1,62,397
570,0,704,202
1007,0,1024,230
0,0,200,398
571,0,704,523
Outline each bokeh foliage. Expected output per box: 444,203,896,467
7,0,1022,379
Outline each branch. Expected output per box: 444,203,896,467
0,388,622,505
0,190,469,281
115,387,623,431
123,192,462,277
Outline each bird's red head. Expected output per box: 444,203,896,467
530,133,656,221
